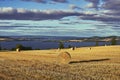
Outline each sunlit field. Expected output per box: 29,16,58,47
0,45,120,80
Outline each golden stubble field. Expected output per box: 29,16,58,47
0,45,120,80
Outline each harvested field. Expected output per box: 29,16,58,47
0,45,120,80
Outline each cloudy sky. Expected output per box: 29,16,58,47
0,0,120,37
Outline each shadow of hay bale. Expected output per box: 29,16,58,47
57,51,71,64
69,58,110,64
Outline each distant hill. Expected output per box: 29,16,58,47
0,36,120,42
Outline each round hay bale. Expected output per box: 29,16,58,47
57,51,71,64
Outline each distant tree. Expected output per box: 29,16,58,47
16,44,23,50
11,48,16,51
0,43,2,51
3,48,7,50
111,37,117,45
16,44,32,50
68,45,72,48
95,41,99,46
35,48,40,50
23,47,32,50
0,44,1,50
59,42,64,49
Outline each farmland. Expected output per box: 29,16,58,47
0,45,120,80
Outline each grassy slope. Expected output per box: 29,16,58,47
0,45,120,80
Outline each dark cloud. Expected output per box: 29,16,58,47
59,21,81,25
21,0,46,3
0,8,84,20
52,0,68,3
0,26,56,28
20,0,68,3
80,14,120,22
78,0,120,25
79,12,120,30
101,0,120,19
1,0,120,28
102,0,120,10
